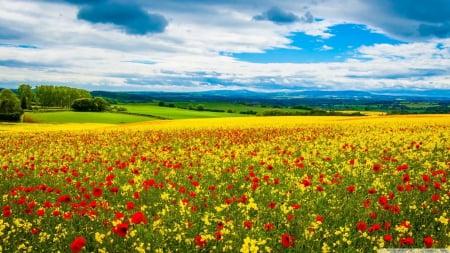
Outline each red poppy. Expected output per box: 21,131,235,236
287,214,294,221
57,195,72,203
195,235,207,247
110,187,119,193
243,221,253,229
31,228,39,234
131,211,147,225
126,202,135,210
215,232,222,241
264,223,275,231
356,221,367,231
112,222,129,237
399,237,414,246
70,237,86,253
3,205,11,218
92,187,103,198
431,194,440,201
347,185,355,193
383,234,393,242
268,202,276,209
316,215,323,222
291,203,301,209
373,164,381,172
423,236,434,248
281,233,295,247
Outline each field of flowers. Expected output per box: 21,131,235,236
0,115,449,252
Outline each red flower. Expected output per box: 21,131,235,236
423,236,434,248
291,204,301,209
109,187,119,193
347,185,355,193
399,237,414,246
281,233,295,247
373,163,381,172
57,195,72,203
368,224,381,232
384,234,393,242
286,214,294,221
195,235,207,247
70,237,86,253
215,232,222,241
243,221,253,230
131,211,147,225
402,174,410,183
126,202,135,210
316,215,323,223
431,194,440,202
264,223,275,231
92,187,103,198
268,202,276,209
2,205,11,218
112,222,129,237
356,221,367,231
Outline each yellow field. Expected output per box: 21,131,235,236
0,115,449,252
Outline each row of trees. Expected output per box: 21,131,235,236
0,84,112,122
16,84,92,109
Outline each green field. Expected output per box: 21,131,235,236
24,111,156,124
121,104,251,119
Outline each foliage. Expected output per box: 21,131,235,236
0,88,23,121
23,111,156,124
18,84,36,109
71,97,109,112
36,85,91,108
0,116,449,252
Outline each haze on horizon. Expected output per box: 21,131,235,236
1,0,450,92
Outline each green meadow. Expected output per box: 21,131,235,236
23,111,156,124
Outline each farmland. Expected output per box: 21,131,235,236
0,115,449,252
23,111,157,124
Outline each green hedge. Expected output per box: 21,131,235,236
0,112,23,122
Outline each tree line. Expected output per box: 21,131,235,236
0,84,112,122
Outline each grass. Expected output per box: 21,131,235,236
23,111,156,124
121,104,251,119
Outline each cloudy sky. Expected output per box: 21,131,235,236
1,0,450,92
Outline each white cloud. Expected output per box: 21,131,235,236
0,0,449,91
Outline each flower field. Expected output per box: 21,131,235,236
1,115,449,252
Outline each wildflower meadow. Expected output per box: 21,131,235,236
0,115,449,252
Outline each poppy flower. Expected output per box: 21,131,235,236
112,222,129,237
131,211,147,225
281,233,295,247
264,223,275,231
347,185,355,193
58,195,72,203
70,237,86,253
195,235,207,247
268,202,276,209
243,221,253,229
423,236,434,248
384,235,393,242
92,187,103,198
356,221,367,231
126,202,135,210
399,237,414,246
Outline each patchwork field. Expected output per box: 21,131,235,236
0,115,449,252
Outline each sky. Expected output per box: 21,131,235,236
0,0,450,92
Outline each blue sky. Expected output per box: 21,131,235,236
0,0,449,91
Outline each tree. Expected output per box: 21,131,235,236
71,97,109,112
0,88,23,121
18,84,36,109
